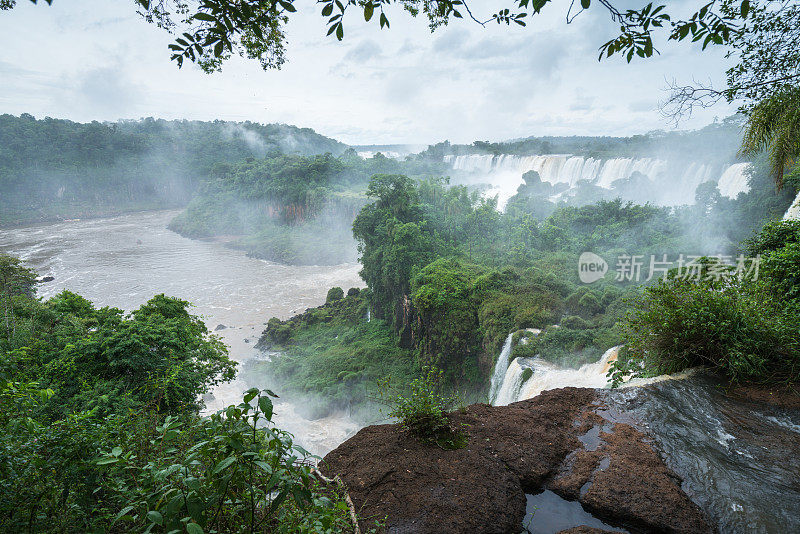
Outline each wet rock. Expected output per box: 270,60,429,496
244,338,250,344
557,528,620,534
322,388,712,534
37,276,55,283
214,324,227,331
727,383,800,409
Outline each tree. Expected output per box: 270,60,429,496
740,86,800,188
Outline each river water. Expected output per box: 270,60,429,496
0,210,364,456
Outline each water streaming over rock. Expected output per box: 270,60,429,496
784,189,800,220
602,375,800,533
444,154,751,209
717,162,751,199
488,333,515,403
492,346,620,406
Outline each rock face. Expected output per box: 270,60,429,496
322,387,712,534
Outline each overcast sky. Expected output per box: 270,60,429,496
0,1,738,144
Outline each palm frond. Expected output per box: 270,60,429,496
740,86,800,189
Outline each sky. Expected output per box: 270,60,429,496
0,0,738,145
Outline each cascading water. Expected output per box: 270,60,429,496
717,162,751,199
488,333,515,403
784,190,800,220
444,154,751,209
492,346,619,406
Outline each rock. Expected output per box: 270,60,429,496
557,528,619,534
244,338,250,344
37,276,55,283
323,424,525,533
214,324,227,331
322,388,712,534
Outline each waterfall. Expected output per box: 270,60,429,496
444,154,752,209
717,163,750,199
488,333,515,403
785,190,800,220
492,346,620,406
516,346,619,401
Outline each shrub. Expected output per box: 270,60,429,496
325,287,344,303
620,276,800,384
378,367,466,449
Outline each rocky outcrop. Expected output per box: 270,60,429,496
322,387,712,534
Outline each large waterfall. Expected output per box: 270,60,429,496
491,345,620,406
444,154,751,209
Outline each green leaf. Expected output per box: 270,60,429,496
213,455,237,474
193,13,217,23
322,4,333,16
259,396,274,420
147,511,164,525
741,0,750,17
186,524,204,534
364,3,374,21
243,388,259,403
112,446,122,457
96,457,119,465
254,460,272,474
112,505,136,526
581,0,590,9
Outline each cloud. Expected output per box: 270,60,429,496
343,39,383,63
52,65,144,119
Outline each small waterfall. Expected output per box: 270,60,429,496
717,163,750,199
492,346,620,406
517,346,619,401
488,333,515,403
785,190,800,220
493,358,528,406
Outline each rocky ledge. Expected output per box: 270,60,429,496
322,387,712,534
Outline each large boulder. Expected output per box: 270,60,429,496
322,387,712,534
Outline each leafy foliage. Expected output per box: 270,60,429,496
0,256,355,533
378,366,466,449
740,86,800,188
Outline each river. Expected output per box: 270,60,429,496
0,210,364,456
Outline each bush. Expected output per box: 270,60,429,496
326,287,344,303
620,275,800,384
378,367,466,450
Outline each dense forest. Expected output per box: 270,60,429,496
0,114,345,225
258,155,796,413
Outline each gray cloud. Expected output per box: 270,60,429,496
343,39,383,63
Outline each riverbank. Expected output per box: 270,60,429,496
0,201,187,228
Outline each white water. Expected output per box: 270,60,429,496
784,190,800,220
492,346,620,406
717,163,751,199
444,154,751,209
488,333,515,403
